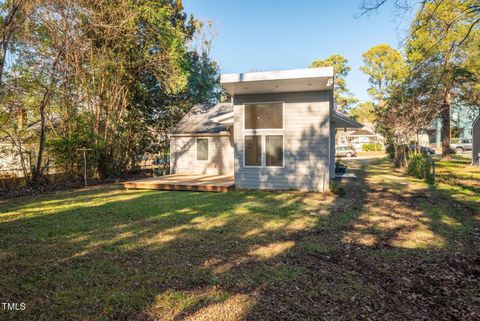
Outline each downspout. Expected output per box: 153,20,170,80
230,94,236,186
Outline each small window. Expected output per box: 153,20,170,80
245,103,283,129
266,135,283,167
245,135,262,166
196,138,208,161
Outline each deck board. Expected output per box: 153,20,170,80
123,174,234,192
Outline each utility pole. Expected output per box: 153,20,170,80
77,147,92,188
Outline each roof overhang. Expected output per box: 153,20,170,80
169,132,231,138
211,111,234,126
220,67,334,95
332,111,363,129
474,114,480,126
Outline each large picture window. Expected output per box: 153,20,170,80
244,135,262,166
196,138,208,161
266,135,283,167
244,103,283,129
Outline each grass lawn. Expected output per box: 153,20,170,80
434,155,480,203
0,157,478,320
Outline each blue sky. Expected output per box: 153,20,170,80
183,0,408,102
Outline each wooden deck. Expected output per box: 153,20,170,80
123,174,234,192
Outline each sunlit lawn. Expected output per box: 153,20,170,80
0,157,478,320
434,155,480,203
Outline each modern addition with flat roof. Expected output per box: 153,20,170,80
169,67,362,192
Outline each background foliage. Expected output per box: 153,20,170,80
0,0,220,184
360,0,479,166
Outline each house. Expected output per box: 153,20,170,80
170,67,362,192
0,115,60,178
473,115,480,166
0,140,22,177
348,127,384,151
336,125,384,151
425,104,478,148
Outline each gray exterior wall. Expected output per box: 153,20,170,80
170,134,234,175
233,91,331,192
328,91,336,180
329,122,336,180
473,116,480,165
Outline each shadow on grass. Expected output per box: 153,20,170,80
0,158,478,320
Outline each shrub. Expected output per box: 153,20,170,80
387,143,409,168
362,143,383,152
330,183,346,197
386,143,395,159
335,161,347,174
406,153,435,183
335,161,346,168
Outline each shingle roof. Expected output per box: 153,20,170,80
171,103,233,134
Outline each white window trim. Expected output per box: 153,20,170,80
196,137,209,162
243,134,285,168
265,134,285,168
242,101,286,168
243,101,285,131
243,135,263,168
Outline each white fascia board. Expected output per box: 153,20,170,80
211,112,234,123
220,67,334,84
219,119,234,125
170,132,231,137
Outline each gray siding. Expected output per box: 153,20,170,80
329,123,336,179
170,134,234,175
328,90,336,179
473,116,480,165
233,91,331,192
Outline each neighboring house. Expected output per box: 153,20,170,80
0,140,21,177
349,127,384,150
0,137,33,177
170,67,362,192
473,115,480,166
425,104,478,147
336,129,351,147
336,125,384,151
0,115,59,177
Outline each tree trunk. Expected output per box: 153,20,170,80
0,0,22,85
32,53,61,183
32,93,48,182
440,91,452,160
0,37,9,84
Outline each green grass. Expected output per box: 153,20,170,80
0,157,478,320
434,155,480,203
